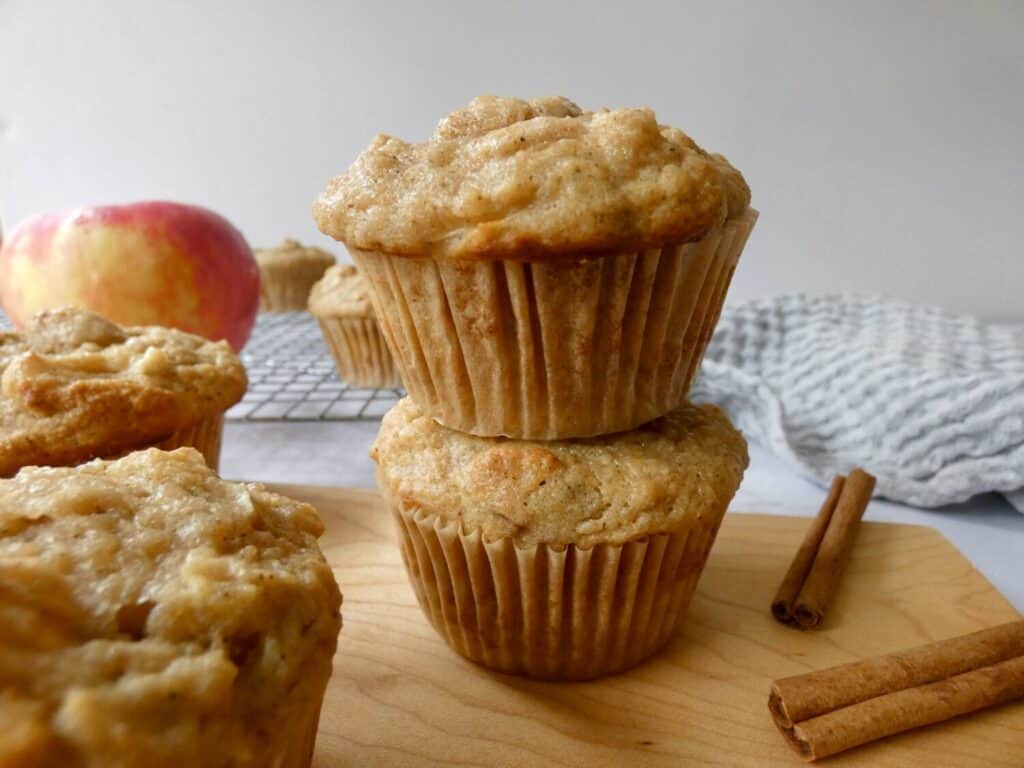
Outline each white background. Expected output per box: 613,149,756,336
1,0,1021,319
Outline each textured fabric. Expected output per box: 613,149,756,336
691,295,1024,511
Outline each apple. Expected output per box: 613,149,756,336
0,201,259,351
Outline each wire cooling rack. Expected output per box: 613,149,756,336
229,312,403,421
0,309,401,421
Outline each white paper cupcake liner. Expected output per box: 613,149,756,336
389,498,728,681
282,689,326,768
259,263,331,312
352,209,756,439
317,316,403,388
149,412,225,470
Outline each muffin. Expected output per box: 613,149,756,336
372,397,748,680
0,448,342,767
255,239,335,312
0,308,247,475
308,263,402,388
315,95,756,439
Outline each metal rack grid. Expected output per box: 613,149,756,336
0,309,401,421
228,312,403,421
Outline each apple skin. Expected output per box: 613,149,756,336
0,201,259,351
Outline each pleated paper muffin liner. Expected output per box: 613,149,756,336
259,265,329,312
317,316,403,388
390,497,728,681
351,208,757,439
148,412,225,470
97,413,224,470
0,413,227,477
282,686,327,768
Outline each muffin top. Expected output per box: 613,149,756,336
254,238,336,270
315,95,750,261
0,308,247,476
0,448,342,764
307,263,374,318
373,398,748,547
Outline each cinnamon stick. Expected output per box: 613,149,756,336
769,620,1024,760
772,476,844,624
771,469,876,629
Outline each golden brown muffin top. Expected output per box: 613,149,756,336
307,263,374,318
0,308,247,476
373,398,748,547
254,238,336,270
315,95,750,260
0,448,342,765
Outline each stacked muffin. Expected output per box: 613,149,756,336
315,95,755,680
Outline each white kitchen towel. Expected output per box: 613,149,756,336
690,294,1024,511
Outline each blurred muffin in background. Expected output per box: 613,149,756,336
309,263,401,388
256,239,335,312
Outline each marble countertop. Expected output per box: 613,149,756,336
221,420,1024,612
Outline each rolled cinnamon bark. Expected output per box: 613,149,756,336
772,476,844,624
772,469,876,629
770,620,1024,760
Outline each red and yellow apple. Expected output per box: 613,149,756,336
0,201,259,351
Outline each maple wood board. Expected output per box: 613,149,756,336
267,483,1024,767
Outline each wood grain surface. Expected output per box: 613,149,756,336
268,483,1024,767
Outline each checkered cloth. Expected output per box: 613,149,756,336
691,295,1024,511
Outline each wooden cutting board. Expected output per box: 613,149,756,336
268,484,1024,767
